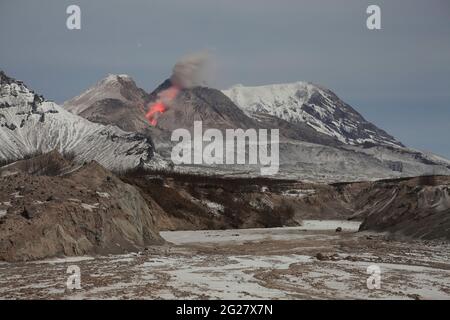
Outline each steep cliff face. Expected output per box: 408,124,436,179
354,176,450,240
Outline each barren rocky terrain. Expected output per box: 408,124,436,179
0,152,164,261
1,152,449,263
1,153,449,299
1,222,449,300
355,176,450,240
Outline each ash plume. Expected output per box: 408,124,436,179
145,51,214,126
170,51,214,89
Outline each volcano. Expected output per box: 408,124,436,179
222,82,403,148
63,75,450,181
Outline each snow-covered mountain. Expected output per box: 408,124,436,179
220,82,450,180
223,82,402,147
0,71,168,171
144,79,341,147
60,74,450,181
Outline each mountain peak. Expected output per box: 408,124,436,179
0,70,26,91
64,74,150,116
0,70,15,84
102,74,133,84
223,82,403,148
0,70,43,112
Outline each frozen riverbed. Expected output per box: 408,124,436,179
0,221,449,300
161,220,361,245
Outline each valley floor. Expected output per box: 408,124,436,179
1,221,449,300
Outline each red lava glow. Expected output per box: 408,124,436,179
145,101,166,126
145,86,180,126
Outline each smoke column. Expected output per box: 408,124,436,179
145,51,213,126
170,51,212,88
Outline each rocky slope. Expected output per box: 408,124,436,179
121,168,362,231
354,175,450,240
0,150,74,177
0,151,355,261
147,79,341,146
0,155,164,262
0,71,168,171
1,151,448,262
63,74,152,134
121,169,450,241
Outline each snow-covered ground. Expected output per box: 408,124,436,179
161,220,362,245
0,221,449,300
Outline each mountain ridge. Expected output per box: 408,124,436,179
0,70,168,171
222,81,403,148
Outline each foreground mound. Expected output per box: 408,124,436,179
356,176,450,240
0,160,164,262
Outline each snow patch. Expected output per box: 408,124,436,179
11,192,23,198
202,200,224,215
81,203,99,212
281,189,316,198
96,192,110,199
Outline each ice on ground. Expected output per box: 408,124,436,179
1,223,449,300
161,220,361,245
300,220,361,231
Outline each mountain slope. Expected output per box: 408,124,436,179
0,157,164,261
64,76,341,148
63,74,152,134
0,71,167,171
148,79,340,145
355,175,450,240
157,84,257,132
223,82,403,147
63,74,150,115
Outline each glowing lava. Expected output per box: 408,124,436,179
145,86,179,126
145,101,165,126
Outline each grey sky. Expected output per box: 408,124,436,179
1,0,449,158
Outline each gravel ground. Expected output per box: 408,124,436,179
1,221,449,300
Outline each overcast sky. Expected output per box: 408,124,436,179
1,0,449,158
